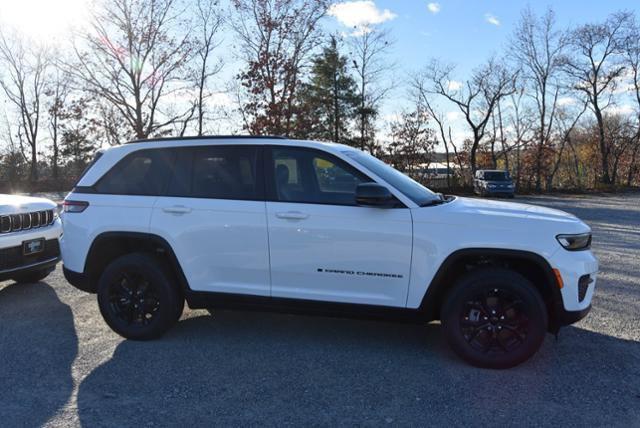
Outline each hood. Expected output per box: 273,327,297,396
453,197,577,222
0,194,57,216
413,196,590,235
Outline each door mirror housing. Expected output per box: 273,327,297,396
355,183,395,207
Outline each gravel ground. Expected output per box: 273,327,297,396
1,193,639,427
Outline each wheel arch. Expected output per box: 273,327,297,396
419,248,563,329
83,231,190,293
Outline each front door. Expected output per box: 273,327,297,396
265,146,413,307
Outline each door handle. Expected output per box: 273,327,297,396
162,205,192,215
275,211,309,220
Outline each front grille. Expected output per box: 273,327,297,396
0,239,60,272
578,274,592,302
0,209,54,234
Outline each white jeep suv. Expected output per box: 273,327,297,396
0,194,62,284
61,137,598,368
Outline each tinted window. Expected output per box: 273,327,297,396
95,149,174,195
168,145,263,200
270,147,369,205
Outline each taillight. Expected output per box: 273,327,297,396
63,200,89,213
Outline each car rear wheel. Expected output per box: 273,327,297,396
97,253,184,340
441,268,548,369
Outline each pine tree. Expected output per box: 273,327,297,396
59,98,98,177
297,36,359,144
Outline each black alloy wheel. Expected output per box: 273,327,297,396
107,269,161,327
460,287,529,355
442,268,548,369
97,253,183,340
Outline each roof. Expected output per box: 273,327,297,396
126,135,287,144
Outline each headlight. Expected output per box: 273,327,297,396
556,233,592,251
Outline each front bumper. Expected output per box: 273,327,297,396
556,304,591,326
63,266,94,293
0,239,61,281
550,248,598,312
485,188,515,196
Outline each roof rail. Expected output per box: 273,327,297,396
125,135,287,144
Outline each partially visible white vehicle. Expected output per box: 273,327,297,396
0,195,62,284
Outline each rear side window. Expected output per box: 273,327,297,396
167,145,263,200
95,149,174,195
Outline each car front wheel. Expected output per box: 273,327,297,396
441,268,548,369
97,253,184,340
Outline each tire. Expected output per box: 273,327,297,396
441,268,548,369
12,267,54,284
97,253,184,340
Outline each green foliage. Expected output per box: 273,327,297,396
295,36,359,145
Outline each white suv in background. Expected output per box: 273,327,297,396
61,136,598,369
0,195,62,284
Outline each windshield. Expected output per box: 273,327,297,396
483,171,510,181
345,150,439,206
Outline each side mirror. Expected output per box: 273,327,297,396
355,183,395,207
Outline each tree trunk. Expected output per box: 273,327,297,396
593,99,611,185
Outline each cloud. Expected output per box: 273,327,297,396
447,80,462,91
446,111,462,121
609,104,634,116
557,97,577,107
427,2,440,14
328,1,397,32
209,92,234,107
484,13,500,26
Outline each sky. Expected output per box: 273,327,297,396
0,0,639,141
327,0,638,80
324,0,639,142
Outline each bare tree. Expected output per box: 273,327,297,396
47,63,71,180
415,58,517,173
0,31,49,182
546,100,588,190
511,7,569,191
350,28,395,152
68,0,194,141
411,79,462,188
387,108,435,173
0,110,29,183
625,17,640,186
191,0,224,136
562,11,634,185
231,0,328,136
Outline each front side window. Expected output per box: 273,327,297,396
95,149,174,195
345,150,439,206
168,145,263,200
270,147,369,205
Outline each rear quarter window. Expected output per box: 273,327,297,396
95,149,175,195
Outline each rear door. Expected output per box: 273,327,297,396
150,145,270,296
264,146,413,307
